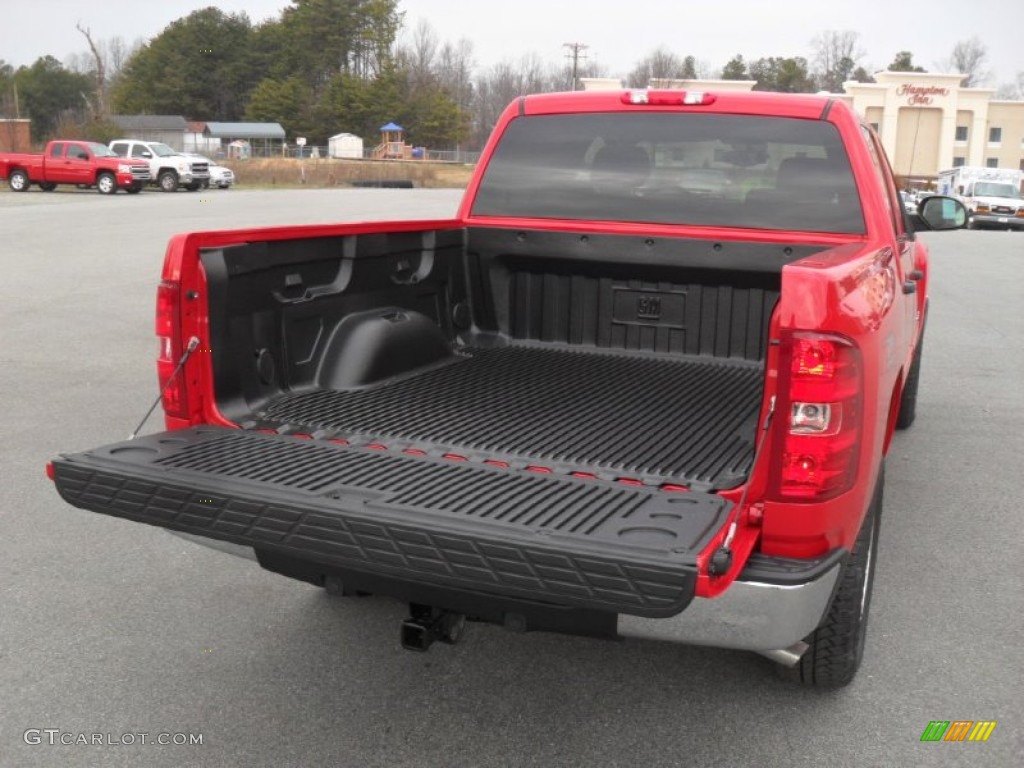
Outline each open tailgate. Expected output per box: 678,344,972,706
51,427,735,618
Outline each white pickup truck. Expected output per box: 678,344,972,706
109,139,211,192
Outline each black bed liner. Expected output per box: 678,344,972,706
52,428,735,617
251,344,763,490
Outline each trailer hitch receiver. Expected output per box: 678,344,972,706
400,604,466,652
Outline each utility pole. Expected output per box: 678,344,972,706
563,42,589,91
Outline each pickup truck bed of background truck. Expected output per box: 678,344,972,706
49,89,966,688
0,140,151,194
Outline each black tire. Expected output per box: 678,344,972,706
185,182,201,192
96,172,117,195
895,335,923,430
9,169,29,192
780,467,883,688
39,182,58,192
126,185,142,195
158,171,178,192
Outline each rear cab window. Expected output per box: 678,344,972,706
50,143,65,158
472,112,866,234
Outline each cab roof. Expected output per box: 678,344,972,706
520,89,842,122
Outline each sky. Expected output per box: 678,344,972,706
1,0,1022,87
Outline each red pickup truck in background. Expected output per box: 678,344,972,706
49,89,968,688
0,140,151,194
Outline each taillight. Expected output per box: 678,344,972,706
769,332,862,501
621,90,716,106
155,280,189,419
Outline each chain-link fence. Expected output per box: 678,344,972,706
242,144,479,164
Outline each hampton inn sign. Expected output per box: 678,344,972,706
895,84,951,106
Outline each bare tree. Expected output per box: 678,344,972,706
399,19,440,90
691,58,714,80
627,47,688,88
76,22,106,116
942,37,989,87
473,54,558,146
107,37,144,80
436,38,475,111
811,30,863,92
994,71,1024,100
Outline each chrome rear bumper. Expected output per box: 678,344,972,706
618,553,844,656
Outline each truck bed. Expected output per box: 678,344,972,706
249,344,763,490
202,227,795,494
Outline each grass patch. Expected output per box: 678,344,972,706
226,158,473,189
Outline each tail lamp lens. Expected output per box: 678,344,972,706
155,280,189,419
770,333,861,501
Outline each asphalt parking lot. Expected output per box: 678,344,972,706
1,187,1021,768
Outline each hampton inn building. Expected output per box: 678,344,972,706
585,71,1024,187
839,72,1024,185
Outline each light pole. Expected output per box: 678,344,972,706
563,42,589,91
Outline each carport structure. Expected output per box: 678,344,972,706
203,122,286,158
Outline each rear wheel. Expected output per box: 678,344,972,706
780,467,883,688
185,182,201,192
39,182,58,192
96,172,117,195
126,184,142,195
9,169,29,192
158,171,178,192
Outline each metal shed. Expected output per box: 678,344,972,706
204,122,286,158
110,115,188,150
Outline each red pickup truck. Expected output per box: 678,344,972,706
48,89,967,687
0,140,151,194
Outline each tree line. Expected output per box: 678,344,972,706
2,2,1021,151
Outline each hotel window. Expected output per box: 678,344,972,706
952,157,966,167
988,127,1002,144
955,126,968,142
986,158,998,168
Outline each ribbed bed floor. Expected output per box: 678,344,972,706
254,345,764,488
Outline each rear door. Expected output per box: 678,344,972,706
861,126,919,349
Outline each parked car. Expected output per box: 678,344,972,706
109,140,210,192
0,140,150,194
183,153,235,189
